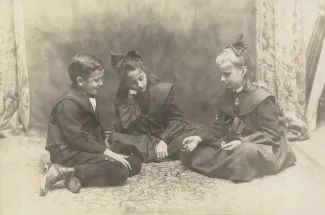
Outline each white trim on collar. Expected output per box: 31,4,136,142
89,98,97,111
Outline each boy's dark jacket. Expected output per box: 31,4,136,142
45,84,107,164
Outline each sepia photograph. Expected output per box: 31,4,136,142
0,0,325,214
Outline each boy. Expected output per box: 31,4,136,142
40,54,142,196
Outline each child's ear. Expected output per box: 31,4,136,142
241,66,247,77
76,77,83,86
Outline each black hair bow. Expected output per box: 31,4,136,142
110,50,142,73
225,34,247,56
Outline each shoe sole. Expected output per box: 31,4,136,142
39,164,50,197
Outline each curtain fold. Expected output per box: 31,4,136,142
306,41,325,131
256,0,309,141
305,14,325,103
317,85,325,125
305,9,325,131
0,0,30,138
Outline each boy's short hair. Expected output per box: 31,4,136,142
68,54,104,82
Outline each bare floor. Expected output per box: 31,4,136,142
1,130,325,215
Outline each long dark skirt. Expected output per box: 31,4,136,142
108,122,199,163
179,133,297,182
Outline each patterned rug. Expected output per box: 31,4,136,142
1,135,325,215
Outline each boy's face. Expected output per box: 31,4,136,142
77,69,104,95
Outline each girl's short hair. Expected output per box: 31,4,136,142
68,54,104,81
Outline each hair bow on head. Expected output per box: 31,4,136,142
110,50,143,73
110,51,124,71
124,50,142,61
225,34,247,56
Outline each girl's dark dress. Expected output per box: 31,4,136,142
108,77,198,163
180,86,297,182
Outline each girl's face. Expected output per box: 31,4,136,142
219,65,246,90
124,68,147,92
77,69,104,95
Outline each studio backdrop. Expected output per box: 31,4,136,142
2,0,323,141
24,0,256,132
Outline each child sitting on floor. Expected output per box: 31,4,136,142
180,35,296,182
40,54,141,196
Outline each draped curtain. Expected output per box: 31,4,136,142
305,14,325,103
1,0,321,140
0,0,30,137
255,0,309,141
305,9,325,131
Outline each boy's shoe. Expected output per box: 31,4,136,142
39,163,74,196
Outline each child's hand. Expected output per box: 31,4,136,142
104,137,110,148
155,139,168,159
128,90,137,99
221,140,242,151
104,149,132,170
181,136,202,152
111,153,132,170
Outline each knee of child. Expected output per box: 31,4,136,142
128,156,142,175
179,150,193,167
105,162,129,186
240,143,258,160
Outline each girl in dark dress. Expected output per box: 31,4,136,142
108,50,198,163
180,36,297,182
